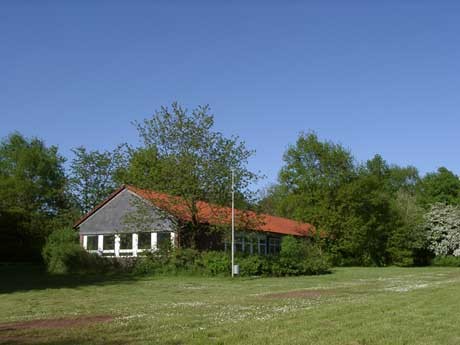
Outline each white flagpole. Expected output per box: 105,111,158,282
231,169,235,277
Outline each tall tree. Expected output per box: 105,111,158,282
265,134,425,266
69,146,124,214
117,102,260,246
416,167,460,208
387,189,427,265
0,132,71,261
335,156,418,265
275,132,355,233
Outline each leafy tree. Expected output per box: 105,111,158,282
333,156,423,266
267,132,357,262
424,203,460,257
417,167,460,208
257,184,288,215
0,132,72,261
275,131,355,226
113,146,162,189
116,102,261,246
264,133,426,266
387,190,427,265
69,146,125,214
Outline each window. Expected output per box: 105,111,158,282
245,238,255,254
234,235,243,253
86,236,98,250
268,237,281,254
120,233,132,250
157,232,171,250
138,232,151,250
258,237,267,255
103,235,114,250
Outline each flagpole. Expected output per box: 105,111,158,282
231,169,235,277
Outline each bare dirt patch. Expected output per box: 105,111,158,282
263,289,336,299
0,315,113,332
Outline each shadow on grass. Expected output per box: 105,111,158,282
0,263,141,294
0,336,127,345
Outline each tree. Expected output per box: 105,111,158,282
424,203,460,257
387,189,426,266
257,184,288,215
0,132,72,261
275,131,355,226
266,133,426,266
116,102,261,246
417,167,460,208
69,146,125,214
334,155,423,266
268,132,356,263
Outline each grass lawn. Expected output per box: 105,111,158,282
1,265,460,345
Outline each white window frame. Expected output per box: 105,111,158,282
258,236,267,255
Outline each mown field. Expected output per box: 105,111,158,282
1,265,460,345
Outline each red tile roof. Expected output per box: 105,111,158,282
75,185,314,237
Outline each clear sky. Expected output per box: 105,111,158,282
1,1,459,189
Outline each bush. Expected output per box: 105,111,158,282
42,228,83,274
133,247,203,275
432,256,460,267
133,246,170,275
171,248,201,273
42,228,120,274
273,236,331,276
198,251,230,276
132,237,330,277
238,255,271,276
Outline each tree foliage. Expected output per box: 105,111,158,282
116,103,261,242
3,112,460,267
424,203,460,257
0,132,72,261
69,146,125,214
261,133,424,266
417,167,460,208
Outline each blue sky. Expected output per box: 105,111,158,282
1,2,459,189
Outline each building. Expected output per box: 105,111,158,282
74,185,314,257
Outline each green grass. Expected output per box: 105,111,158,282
1,265,460,344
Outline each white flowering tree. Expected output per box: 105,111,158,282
424,203,460,256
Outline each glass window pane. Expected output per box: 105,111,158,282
268,237,281,254
245,239,254,254
138,232,151,249
86,236,98,250
103,235,114,250
258,238,267,255
120,233,132,249
157,232,171,250
234,235,243,253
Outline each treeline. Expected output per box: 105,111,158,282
259,132,460,266
1,102,460,266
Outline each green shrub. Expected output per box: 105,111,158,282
199,251,230,276
171,248,201,273
238,255,271,276
132,237,330,277
42,228,83,274
42,228,120,274
133,249,230,276
133,246,170,275
388,248,415,267
432,256,460,267
134,247,203,275
300,246,331,275
272,236,331,276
